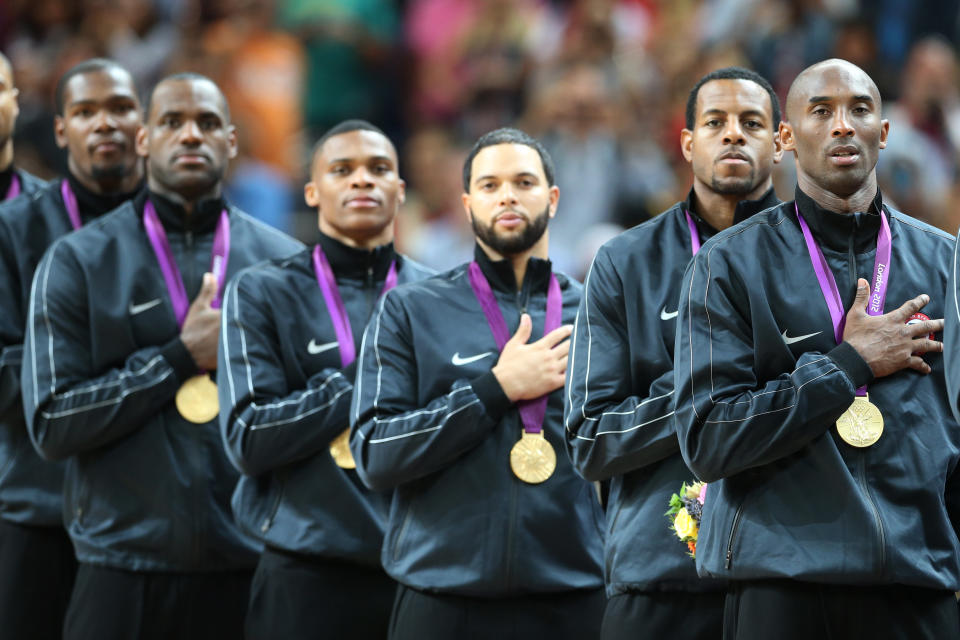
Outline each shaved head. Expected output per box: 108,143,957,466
780,58,888,210
785,59,881,122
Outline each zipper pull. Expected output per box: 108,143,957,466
725,549,733,569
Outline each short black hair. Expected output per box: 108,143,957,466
310,119,391,162
685,66,781,130
146,72,230,121
54,58,136,116
462,127,555,192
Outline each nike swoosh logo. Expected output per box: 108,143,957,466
129,299,161,315
660,307,679,321
308,339,340,355
451,351,493,366
781,330,822,345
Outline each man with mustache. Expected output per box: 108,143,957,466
0,51,45,202
350,127,605,639
21,72,302,639
0,58,144,640
565,66,782,639
218,120,433,639
675,59,958,638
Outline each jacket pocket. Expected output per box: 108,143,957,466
259,477,285,535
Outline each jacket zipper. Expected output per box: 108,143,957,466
261,475,285,534
725,499,746,569
858,452,886,576
393,502,415,562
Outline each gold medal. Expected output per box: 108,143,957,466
836,393,884,447
175,374,220,424
329,428,356,469
509,431,556,484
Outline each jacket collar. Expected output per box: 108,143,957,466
684,186,780,241
473,243,553,295
136,189,227,234
67,171,142,221
316,231,397,281
794,186,885,254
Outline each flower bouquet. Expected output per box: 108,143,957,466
666,481,707,558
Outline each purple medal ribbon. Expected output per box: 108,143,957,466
3,174,20,201
468,261,562,434
684,210,702,256
60,180,83,231
143,200,231,328
795,202,891,396
313,244,397,368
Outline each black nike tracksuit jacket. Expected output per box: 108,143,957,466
675,188,960,590
219,232,432,563
565,188,778,596
0,167,46,202
349,245,604,596
0,175,139,527
21,190,303,571
946,233,960,425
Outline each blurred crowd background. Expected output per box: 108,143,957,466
2,0,960,278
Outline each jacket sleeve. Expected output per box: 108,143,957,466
21,241,187,460
350,291,504,492
218,272,355,477
564,249,679,481
946,234,960,424
0,219,24,414
673,246,863,483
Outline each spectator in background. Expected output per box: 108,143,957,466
877,35,960,234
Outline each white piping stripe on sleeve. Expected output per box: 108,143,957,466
51,356,166,400
40,244,58,395
221,277,240,411
242,385,352,431
370,385,472,425
702,369,836,424
367,399,480,444
573,410,675,441
41,370,173,418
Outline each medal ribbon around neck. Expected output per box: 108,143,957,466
143,199,231,326
467,261,562,434
684,210,702,256
795,202,891,448
314,243,397,469
312,244,397,368
60,180,83,231
144,199,230,424
4,174,20,201
794,202,892,389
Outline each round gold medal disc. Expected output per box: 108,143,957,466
836,394,884,447
329,429,356,469
509,431,556,484
175,374,220,424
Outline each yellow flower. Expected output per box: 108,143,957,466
673,509,698,540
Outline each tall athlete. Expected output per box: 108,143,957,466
0,51,45,201
21,72,302,639
219,120,432,639
351,127,605,639
675,59,958,639
565,66,782,639
0,58,143,640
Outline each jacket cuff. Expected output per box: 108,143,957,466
828,342,875,390
471,370,513,422
160,337,198,384
341,360,359,386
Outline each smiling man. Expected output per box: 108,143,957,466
218,120,432,639
0,58,144,640
565,66,782,640
21,72,302,639
674,59,958,639
350,127,604,639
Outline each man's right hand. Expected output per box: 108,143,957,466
492,314,572,402
180,273,221,371
842,278,944,378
